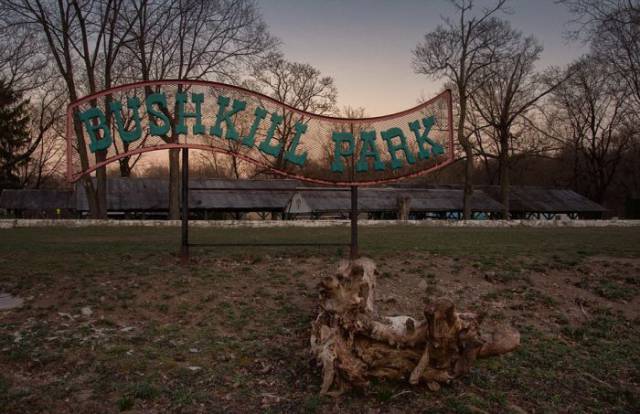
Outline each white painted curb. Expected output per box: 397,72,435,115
0,218,638,229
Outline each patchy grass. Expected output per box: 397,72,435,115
576,277,640,302
0,226,639,413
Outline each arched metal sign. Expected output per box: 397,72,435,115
65,80,454,185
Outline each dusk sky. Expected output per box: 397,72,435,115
259,0,587,115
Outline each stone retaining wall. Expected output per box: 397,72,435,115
1,218,638,229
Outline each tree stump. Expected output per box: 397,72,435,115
310,257,520,395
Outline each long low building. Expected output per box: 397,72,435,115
0,189,75,218
0,178,607,219
479,186,607,219
286,188,504,219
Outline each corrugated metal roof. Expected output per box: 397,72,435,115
480,186,606,213
75,178,169,211
2,179,605,214
191,190,293,211
74,178,303,211
0,189,74,210
189,178,302,190
189,178,301,210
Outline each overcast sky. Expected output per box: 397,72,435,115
258,0,587,115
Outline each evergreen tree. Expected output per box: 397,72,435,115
0,79,31,190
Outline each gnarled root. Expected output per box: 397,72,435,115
310,257,520,394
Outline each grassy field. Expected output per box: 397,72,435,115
0,226,639,413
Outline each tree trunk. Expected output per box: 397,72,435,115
169,149,181,220
95,150,108,218
80,176,98,217
458,94,473,220
499,132,510,219
310,258,520,395
397,195,411,221
463,145,474,220
119,158,131,177
71,115,99,218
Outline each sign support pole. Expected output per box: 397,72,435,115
350,185,358,259
348,122,359,260
181,147,189,263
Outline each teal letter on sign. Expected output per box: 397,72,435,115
109,97,142,143
78,107,112,152
409,116,444,160
381,127,416,170
356,130,384,172
331,131,354,172
176,92,205,135
211,95,247,140
145,93,171,136
284,122,309,166
241,107,268,148
258,113,284,157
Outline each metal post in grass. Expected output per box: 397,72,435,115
349,121,359,260
181,147,189,263
350,185,358,259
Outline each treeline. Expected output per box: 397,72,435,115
0,0,638,217
412,0,640,217
0,0,338,219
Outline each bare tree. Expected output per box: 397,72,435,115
469,28,566,218
548,55,637,203
120,0,277,219
1,0,276,218
249,52,337,173
18,82,67,188
0,16,64,190
0,0,135,217
561,0,640,108
0,25,47,93
412,0,509,219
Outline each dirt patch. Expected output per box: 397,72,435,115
1,235,639,412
